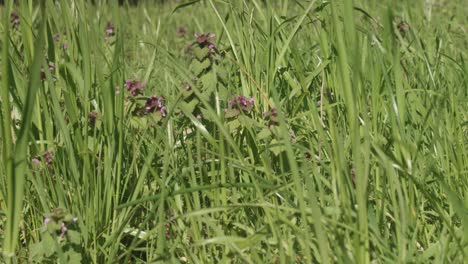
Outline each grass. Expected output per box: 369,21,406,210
0,0,467,262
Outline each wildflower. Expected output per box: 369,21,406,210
32,158,41,165
124,79,145,96
88,111,98,126
105,22,115,37
208,43,216,55
10,11,20,28
63,43,69,50
228,95,254,112
263,108,279,127
48,62,55,73
43,150,53,165
60,222,68,237
53,33,61,42
263,108,277,118
194,33,215,44
144,96,166,117
44,217,51,226
177,26,188,37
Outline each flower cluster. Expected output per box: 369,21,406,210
10,11,20,28
105,22,115,37
33,150,54,166
144,96,167,117
194,33,217,54
195,33,215,44
43,208,78,238
125,79,145,96
105,21,115,42
43,150,53,165
228,96,255,113
263,107,279,126
177,26,188,37
88,111,98,126
40,62,56,82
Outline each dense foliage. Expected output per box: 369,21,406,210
0,0,466,263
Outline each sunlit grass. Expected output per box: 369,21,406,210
0,0,466,263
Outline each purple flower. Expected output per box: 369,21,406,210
194,33,215,44
160,106,167,117
63,43,68,50
48,62,55,73
228,95,254,112
60,222,68,237
263,108,277,118
10,11,20,28
105,22,115,37
145,96,159,111
124,79,145,96
263,108,279,126
208,43,216,54
44,217,51,226
43,150,53,165
32,158,41,165
88,111,98,126
144,96,166,117
177,26,188,37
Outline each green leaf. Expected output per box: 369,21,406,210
269,139,285,156
67,230,81,245
224,109,240,119
227,119,241,132
180,99,199,114
64,249,82,264
257,128,272,140
190,59,211,76
193,46,210,61
200,72,217,93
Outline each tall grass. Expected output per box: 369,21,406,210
1,0,466,262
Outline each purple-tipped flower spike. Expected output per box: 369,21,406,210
160,106,167,117
208,43,216,54
43,150,53,165
48,62,55,73
105,22,115,37
144,96,166,117
194,33,215,44
177,26,188,37
88,111,98,126
60,222,68,237
10,11,20,28
229,95,255,112
145,96,159,111
263,108,277,118
124,79,145,96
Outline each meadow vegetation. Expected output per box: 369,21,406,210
0,0,467,262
